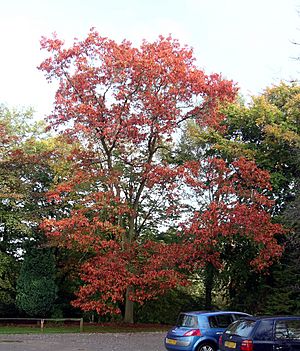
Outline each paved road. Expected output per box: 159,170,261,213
0,332,166,351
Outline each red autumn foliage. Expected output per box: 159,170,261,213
182,157,284,271
71,241,188,315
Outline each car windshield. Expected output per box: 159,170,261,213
177,314,198,328
225,319,255,337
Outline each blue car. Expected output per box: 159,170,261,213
219,315,300,351
164,310,250,351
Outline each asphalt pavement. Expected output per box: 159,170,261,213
0,332,166,351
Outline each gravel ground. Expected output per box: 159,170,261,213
0,332,166,351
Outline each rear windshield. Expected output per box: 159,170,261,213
177,314,198,328
225,319,255,338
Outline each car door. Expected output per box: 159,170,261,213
274,319,300,351
274,335,300,351
252,319,274,351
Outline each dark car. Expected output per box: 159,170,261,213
218,315,300,351
164,310,250,351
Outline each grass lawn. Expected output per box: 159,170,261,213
0,323,170,334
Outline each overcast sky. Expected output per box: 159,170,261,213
1,0,300,118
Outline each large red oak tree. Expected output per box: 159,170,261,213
39,29,238,322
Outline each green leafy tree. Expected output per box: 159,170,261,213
0,104,78,316
0,105,53,256
16,248,57,317
0,252,19,316
188,82,300,210
135,287,203,324
263,176,300,314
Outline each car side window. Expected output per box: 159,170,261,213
275,321,289,339
254,320,273,341
209,316,218,328
209,314,233,328
275,320,300,340
286,320,300,339
177,314,198,328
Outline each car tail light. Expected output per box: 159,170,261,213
241,340,253,351
183,329,201,336
218,335,223,346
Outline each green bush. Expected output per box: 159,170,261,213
16,248,57,317
0,252,19,317
135,288,204,325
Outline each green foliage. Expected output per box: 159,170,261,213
0,105,84,318
0,105,52,256
0,104,46,141
16,248,57,317
215,237,264,312
262,179,300,315
263,261,300,315
0,252,19,316
222,271,268,314
135,288,203,324
223,83,300,207
0,105,74,258
181,83,300,211
52,248,84,318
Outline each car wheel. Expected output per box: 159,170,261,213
197,343,216,351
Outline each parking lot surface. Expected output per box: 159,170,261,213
0,332,166,351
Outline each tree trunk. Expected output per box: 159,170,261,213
204,263,215,309
123,213,136,323
124,286,134,323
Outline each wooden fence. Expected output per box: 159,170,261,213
0,318,84,332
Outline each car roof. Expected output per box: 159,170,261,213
235,315,300,322
181,311,250,317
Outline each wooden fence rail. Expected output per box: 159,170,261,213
0,318,84,332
